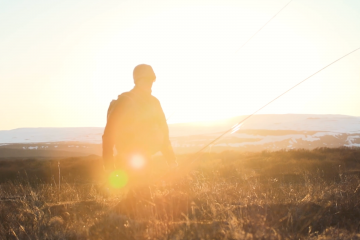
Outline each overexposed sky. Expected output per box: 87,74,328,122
1,0,359,130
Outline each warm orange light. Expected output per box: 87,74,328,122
129,154,146,169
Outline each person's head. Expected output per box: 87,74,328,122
133,64,156,89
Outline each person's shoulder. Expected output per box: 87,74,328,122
150,95,161,105
118,91,130,98
117,91,135,102
150,95,160,101
108,92,134,110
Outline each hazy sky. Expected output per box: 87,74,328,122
1,0,359,130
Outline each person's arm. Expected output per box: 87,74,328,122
156,100,177,163
102,95,130,170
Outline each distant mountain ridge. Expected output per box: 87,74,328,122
169,114,360,136
1,114,359,143
0,114,359,156
0,127,103,144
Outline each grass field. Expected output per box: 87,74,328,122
1,147,360,239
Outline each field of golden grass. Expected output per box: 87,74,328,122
1,147,360,239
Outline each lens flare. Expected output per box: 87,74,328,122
109,170,128,189
129,154,146,169
230,123,243,134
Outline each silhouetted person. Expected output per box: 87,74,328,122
102,64,177,172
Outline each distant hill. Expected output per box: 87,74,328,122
0,142,100,158
0,127,103,144
169,114,360,153
0,114,359,157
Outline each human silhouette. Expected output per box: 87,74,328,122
102,64,177,172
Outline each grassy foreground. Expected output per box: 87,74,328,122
1,147,360,239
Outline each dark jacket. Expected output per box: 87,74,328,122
102,86,176,166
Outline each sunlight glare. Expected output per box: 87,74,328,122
231,123,243,134
129,154,146,169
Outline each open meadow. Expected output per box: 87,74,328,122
1,147,360,239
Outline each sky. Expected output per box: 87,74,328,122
0,0,359,130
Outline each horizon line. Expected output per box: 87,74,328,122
1,113,359,131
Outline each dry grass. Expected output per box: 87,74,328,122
1,147,360,239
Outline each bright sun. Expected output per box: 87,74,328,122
91,4,330,124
